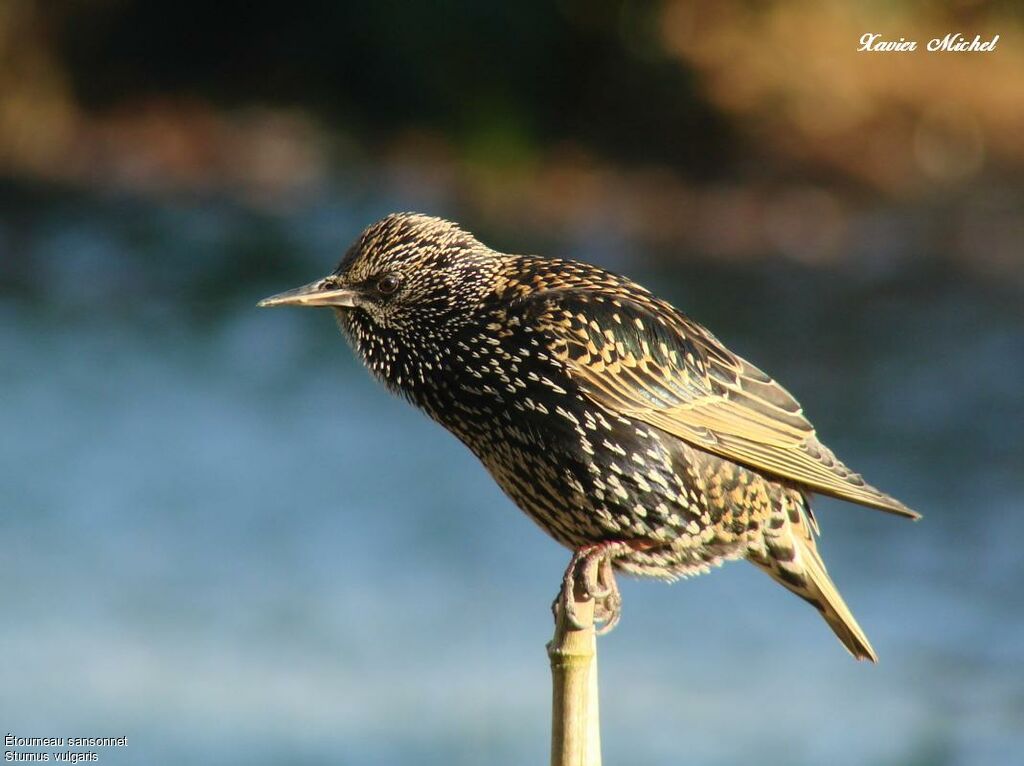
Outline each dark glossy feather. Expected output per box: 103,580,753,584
512,287,919,519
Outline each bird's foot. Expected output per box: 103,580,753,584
591,555,622,634
553,542,629,636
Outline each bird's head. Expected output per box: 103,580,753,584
259,213,501,390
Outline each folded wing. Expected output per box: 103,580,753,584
514,288,918,518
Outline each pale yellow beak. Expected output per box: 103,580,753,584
257,279,359,308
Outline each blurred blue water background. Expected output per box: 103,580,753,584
2,188,1022,766
4,2,1024,762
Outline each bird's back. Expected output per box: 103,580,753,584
489,253,916,519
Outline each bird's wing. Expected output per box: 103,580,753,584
513,288,918,518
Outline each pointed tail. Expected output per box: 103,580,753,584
753,491,878,662
797,546,877,662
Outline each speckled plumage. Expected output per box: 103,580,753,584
260,212,918,661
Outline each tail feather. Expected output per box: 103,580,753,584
796,546,877,662
753,489,878,662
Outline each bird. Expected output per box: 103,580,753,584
259,212,918,661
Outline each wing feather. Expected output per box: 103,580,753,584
515,288,918,518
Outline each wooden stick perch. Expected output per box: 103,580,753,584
548,589,602,766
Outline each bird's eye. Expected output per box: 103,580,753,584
377,274,401,295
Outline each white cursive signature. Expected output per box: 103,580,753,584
858,32,999,53
858,33,917,52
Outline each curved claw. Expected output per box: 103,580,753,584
594,591,622,635
584,555,613,599
553,586,591,632
553,542,628,634
560,594,592,631
593,556,622,634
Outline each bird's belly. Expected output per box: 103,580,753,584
449,405,773,578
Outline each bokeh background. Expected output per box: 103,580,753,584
2,2,1023,764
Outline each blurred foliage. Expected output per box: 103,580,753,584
1,0,1023,283
46,0,733,174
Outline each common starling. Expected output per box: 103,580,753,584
259,213,918,661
